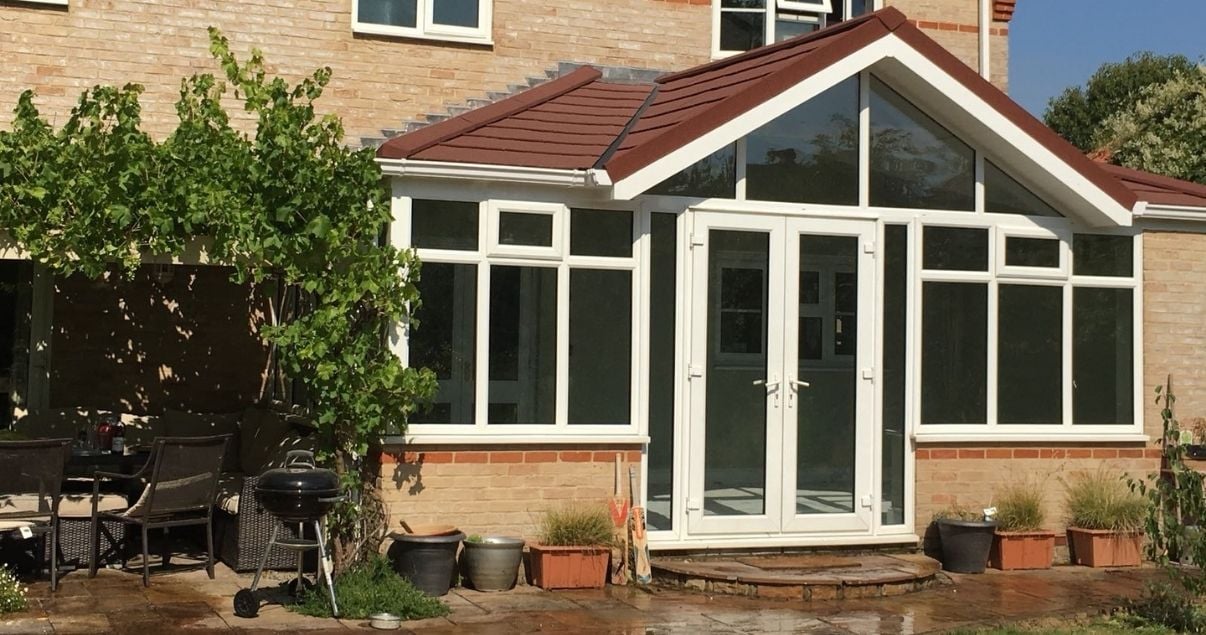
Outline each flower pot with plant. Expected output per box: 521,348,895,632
460,534,525,592
934,504,997,573
1065,470,1146,567
1185,417,1206,460
989,483,1054,570
528,505,613,590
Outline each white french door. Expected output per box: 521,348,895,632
686,212,875,537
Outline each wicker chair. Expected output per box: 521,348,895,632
215,475,312,572
0,439,72,590
88,435,230,586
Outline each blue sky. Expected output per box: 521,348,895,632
1009,1,1206,117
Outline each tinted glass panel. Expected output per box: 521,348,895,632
720,12,765,51
775,18,820,41
881,225,907,524
721,0,764,6
432,0,477,27
1073,288,1134,425
985,160,1061,216
1005,237,1060,268
358,0,418,27
998,285,1062,424
569,270,631,425
411,199,478,250
410,263,476,424
921,282,987,424
870,77,974,210
488,266,556,424
647,214,676,530
647,145,736,198
1073,234,1133,277
498,212,553,247
746,78,859,206
923,226,988,271
570,209,632,257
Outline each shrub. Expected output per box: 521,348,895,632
994,484,1046,532
290,555,448,620
0,566,26,614
1066,470,1147,532
539,505,615,547
933,504,983,523
1120,583,1206,633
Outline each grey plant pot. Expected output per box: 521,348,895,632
460,536,525,592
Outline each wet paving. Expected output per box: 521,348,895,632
0,563,1159,633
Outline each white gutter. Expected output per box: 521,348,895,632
376,158,611,188
1133,200,1206,221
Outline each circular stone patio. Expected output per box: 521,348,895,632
651,552,942,601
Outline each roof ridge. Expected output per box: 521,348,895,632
655,6,906,86
593,84,660,170
377,66,603,160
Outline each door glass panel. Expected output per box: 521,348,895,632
881,225,907,525
795,235,857,515
705,230,769,516
647,214,677,530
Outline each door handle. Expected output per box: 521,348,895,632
789,379,811,390
787,376,810,407
753,376,780,407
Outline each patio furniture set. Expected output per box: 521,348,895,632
0,403,322,589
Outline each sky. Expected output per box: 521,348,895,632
1009,1,1206,118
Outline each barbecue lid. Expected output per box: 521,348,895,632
257,465,340,493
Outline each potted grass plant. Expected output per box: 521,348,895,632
1065,470,1147,567
989,483,1055,570
528,505,613,590
934,503,997,573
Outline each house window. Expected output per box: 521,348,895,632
715,0,873,55
402,198,638,436
354,0,492,44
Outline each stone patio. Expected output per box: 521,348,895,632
0,562,1160,634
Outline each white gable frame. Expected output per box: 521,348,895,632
610,34,1134,228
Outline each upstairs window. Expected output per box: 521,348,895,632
354,0,492,45
716,0,872,56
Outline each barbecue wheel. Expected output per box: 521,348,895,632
233,589,259,619
287,577,314,597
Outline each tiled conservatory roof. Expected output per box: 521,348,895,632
377,6,1149,210
1099,163,1206,210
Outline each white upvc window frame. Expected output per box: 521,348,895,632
392,190,644,443
352,0,493,46
19,0,67,5
995,226,1070,280
712,0,878,58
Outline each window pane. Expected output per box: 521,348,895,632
648,145,736,198
775,17,820,42
571,209,632,257
358,0,418,27
870,77,974,210
1005,237,1060,268
881,225,907,525
1074,234,1133,277
432,0,477,27
569,269,631,425
923,226,988,271
647,214,676,530
411,199,478,250
1073,288,1134,425
488,266,556,424
985,160,1061,216
921,282,987,424
721,0,764,7
746,77,858,206
720,11,765,51
998,285,1062,424
410,263,476,424
498,212,553,247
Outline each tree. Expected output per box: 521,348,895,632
0,29,437,571
1095,66,1206,185
1043,52,1197,152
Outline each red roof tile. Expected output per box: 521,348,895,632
1099,163,1206,209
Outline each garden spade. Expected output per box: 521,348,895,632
628,465,652,585
608,454,629,585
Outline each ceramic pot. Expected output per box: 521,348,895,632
936,518,997,573
388,531,465,596
461,536,524,592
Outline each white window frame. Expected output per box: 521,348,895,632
392,192,644,442
18,0,67,5
712,0,878,58
352,0,493,46
995,226,1070,280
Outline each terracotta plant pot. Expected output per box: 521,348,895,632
990,531,1055,570
1066,527,1144,567
528,544,609,590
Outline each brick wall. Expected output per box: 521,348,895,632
377,445,642,541
49,265,270,414
0,0,711,143
887,0,1010,90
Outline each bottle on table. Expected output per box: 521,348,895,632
97,419,113,453
111,420,126,455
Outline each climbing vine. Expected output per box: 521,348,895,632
0,29,437,570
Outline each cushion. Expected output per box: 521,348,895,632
0,493,128,518
163,409,241,472
239,407,318,475
0,520,35,531
124,472,214,517
215,474,244,515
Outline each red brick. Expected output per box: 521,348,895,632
454,452,488,464
1066,449,1093,459
958,449,985,459
930,449,958,459
1092,449,1119,459
986,449,1012,459
559,451,593,462
916,449,930,460
1118,449,1144,458
1012,449,1039,459
625,450,642,463
525,451,558,463
490,451,523,463
423,452,455,464
1146,448,1164,459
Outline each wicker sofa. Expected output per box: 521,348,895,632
12,403,320,572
